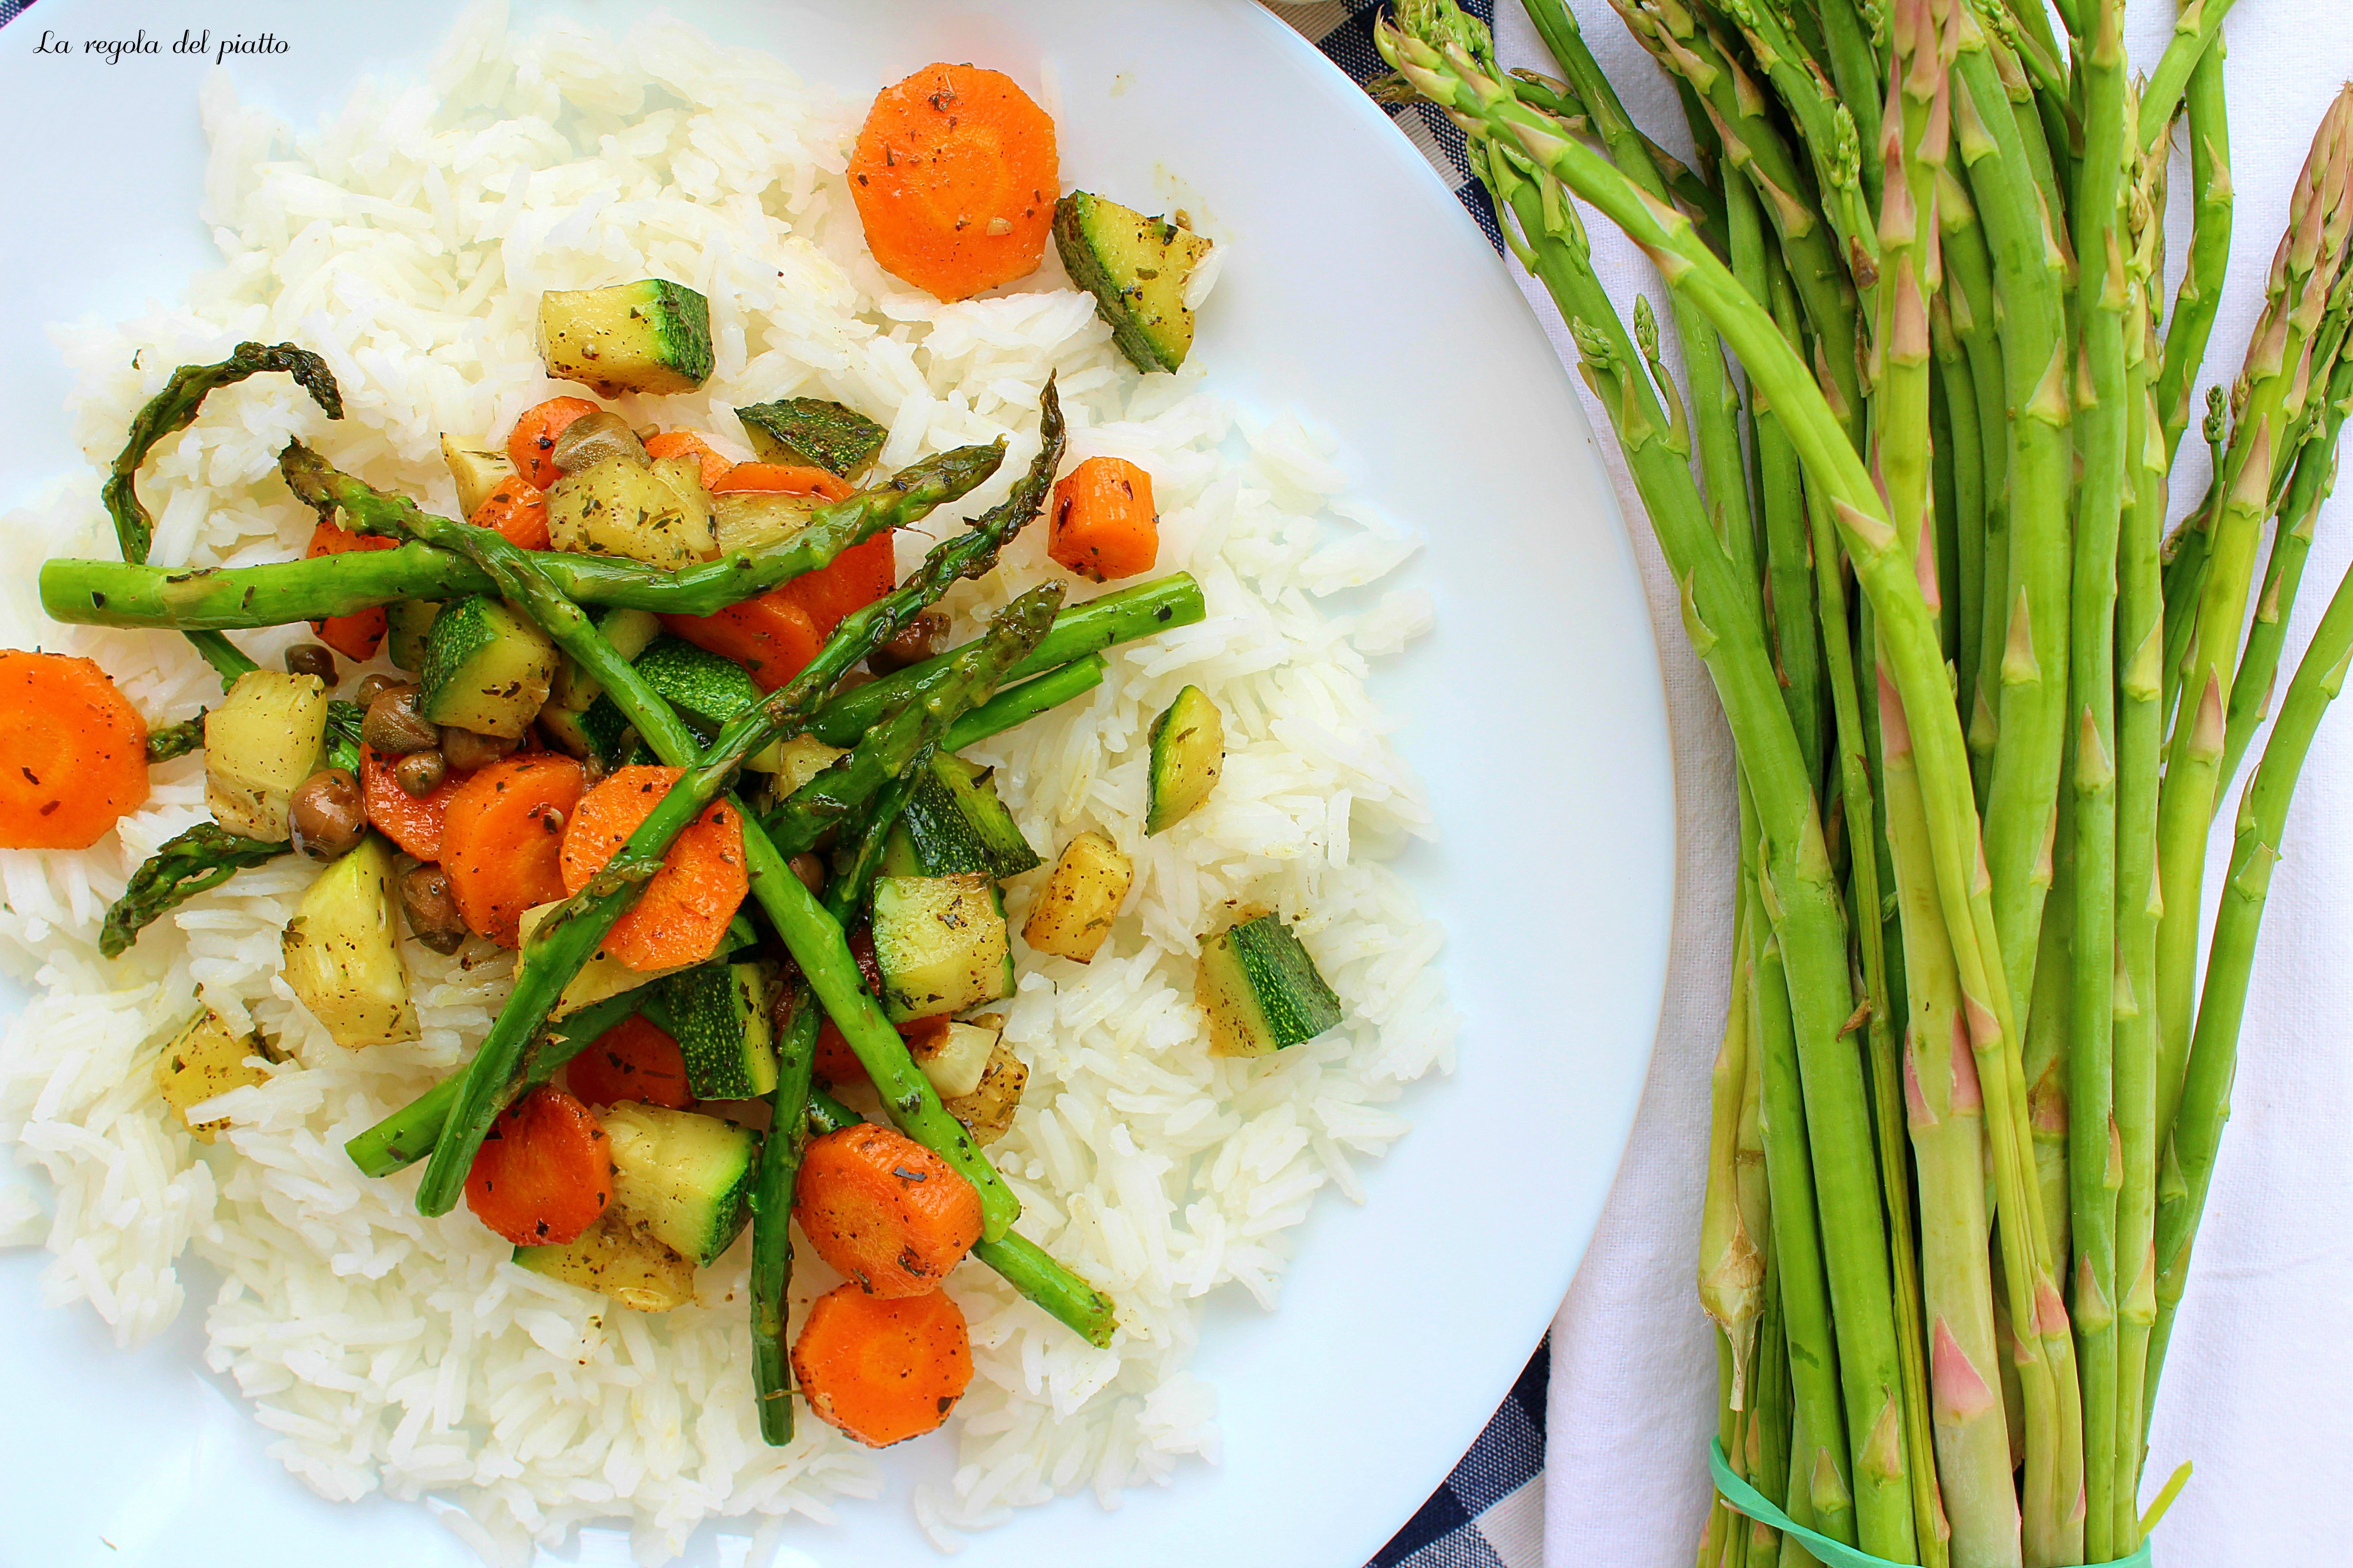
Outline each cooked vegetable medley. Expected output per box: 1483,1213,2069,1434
4,58,1367,1462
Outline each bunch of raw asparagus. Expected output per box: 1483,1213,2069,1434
1382,1,2352,1564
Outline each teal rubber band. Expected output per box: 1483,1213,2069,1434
1708,1440,2157,1568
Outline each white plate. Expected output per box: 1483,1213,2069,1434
0,2,1672,1563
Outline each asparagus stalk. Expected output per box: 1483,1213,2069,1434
749,988,819,1443
2064,7,2135,1554
49,445,1005,629
2155,94,2353,1147
2136,0,2240,149
2222,349,2353,784
1467,66,1893,1553
103,342,344,685
98,822,291,958
2153,46,2234,459
2147,546,2353,1419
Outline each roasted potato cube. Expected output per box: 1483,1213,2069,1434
1021,830,1132,962
153,1007,273,1142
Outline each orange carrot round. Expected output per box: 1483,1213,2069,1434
644,431,737,491
566,1013,695,1110
792,1283,974,1447
559,765,748,972
439,753,584,946
508,396,602,491
0,651,149,849
1048,456,1159,582
848,62,1059,302
464,1085,612,1246
793,1123,982,1297
659,594,825,693
359,743,469,862
709,462,855,501
304,518,400,659
467,476,551,552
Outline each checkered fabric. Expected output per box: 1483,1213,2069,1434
0,0,1550,1560
1263,0,1504,252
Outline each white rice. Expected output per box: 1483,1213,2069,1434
0,5,1454,1561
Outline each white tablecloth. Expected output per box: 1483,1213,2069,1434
1514,6,2353,1566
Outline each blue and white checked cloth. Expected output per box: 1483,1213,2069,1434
0,0,1551,1560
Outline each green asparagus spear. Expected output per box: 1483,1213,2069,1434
2154,46,2234,460
143,715,206,764
45,442,1006,630
104,342,343,685
750,987,819,1443
98,821,290,958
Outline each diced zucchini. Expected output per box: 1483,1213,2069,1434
881,754,1042,879
205,670,329,842
282,835,418,1048
152,1007,274,1142
871,873,1012,1023
516,902,694,1015
1021,830,1133,962
943,1032,1027,1147
514,1209,696,1312
572,636,789,772
712,489,823,559
659,961,777,1100
439,435,516,519
547,453,716,569
417,596,559,740
538,279,714,397
1052,192,1216,374
904,1015,1000,1100
385,600,444,674
735,398,888,481
600,1102,759,1266
1194,908,1343,1058
1145,685,1224,835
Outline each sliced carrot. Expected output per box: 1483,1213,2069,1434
565,1013,695,1110
1048,456,1158,582
467,476,551,552
709,463,855,502
464,1085,612,1246
660,593,825,693
781,532,898,637
644,431,741,491
304,519,400,659
508,395,602,491
793,1122,982,1297
359,743,469,862
848,63,1058,302
0,651,149,849
793,1283,974,1447
559,765,748,972
439,753,585,947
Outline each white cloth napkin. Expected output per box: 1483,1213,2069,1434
1505,6,2353,1566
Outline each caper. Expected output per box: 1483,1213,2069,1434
399,865,468,955
288,768,366,860
394,749,447,797
348,672,402,710
361,684,441,755
284,643,339,684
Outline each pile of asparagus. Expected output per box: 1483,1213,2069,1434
1382,1,2352,1564
47,358,1168,1441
